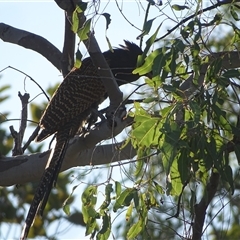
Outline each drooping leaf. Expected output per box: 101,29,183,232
125,203,133,221
127,218,143,239
137,18,156,39
101,13,111,30
113,188,135,212
77,19,92,41
96,212,111,240
115,181,121,198
74,49,82,69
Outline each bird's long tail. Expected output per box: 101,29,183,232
20,129,70,240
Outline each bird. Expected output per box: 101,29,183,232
20,40,147,239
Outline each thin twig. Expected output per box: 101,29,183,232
0,66,50,101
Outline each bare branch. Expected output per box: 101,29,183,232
61,11,77,77
0,23,62,72
11,92,30,156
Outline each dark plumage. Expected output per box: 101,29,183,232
21,41,146,239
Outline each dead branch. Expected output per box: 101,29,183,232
11,92,30,156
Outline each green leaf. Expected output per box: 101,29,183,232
105,36,113,52
72,4,88,33
231,6,240,21
63,204,71,216
153,181,164,194
152,51,166,84
137,25,161,66
178,149,190,184
77,18,91,41
105,184,113,201
115,181,121,197
125,203,133,221
97,212,111,240
137,18,156,39
0,85,10,93
223,165,234,194
168,158,183,196
81,185,98,223
161,141,177,176
134,48,163,75
113,188,135,212
72,9,79,33
85,216,97,236
234,145,240,165
127,218,143,239
189,101,201,123
173,38,186,53
74,49,82,69
222,69,240,78
172,4,189,11
76,1,88,12
132,117,161,148
162,84,177,93
99,184,113,210
133,190,139,210
82,185,97,204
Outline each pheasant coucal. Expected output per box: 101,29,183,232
21,40,149,239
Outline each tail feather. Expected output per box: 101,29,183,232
39,138,69,216
20,130,69,240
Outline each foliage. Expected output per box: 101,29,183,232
68,1,240,239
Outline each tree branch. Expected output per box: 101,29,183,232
55,0,124,114
192,171,220,240
61,10,77,77
0,23,62,72
84,33,124,113
0,116,135,186
11,92,30,156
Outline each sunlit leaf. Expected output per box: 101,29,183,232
113,188,135,212
133,48,163,75
127,218,143,239
63,204,70,216
74,49,82,69
77,19,92,41
125,203,133,221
